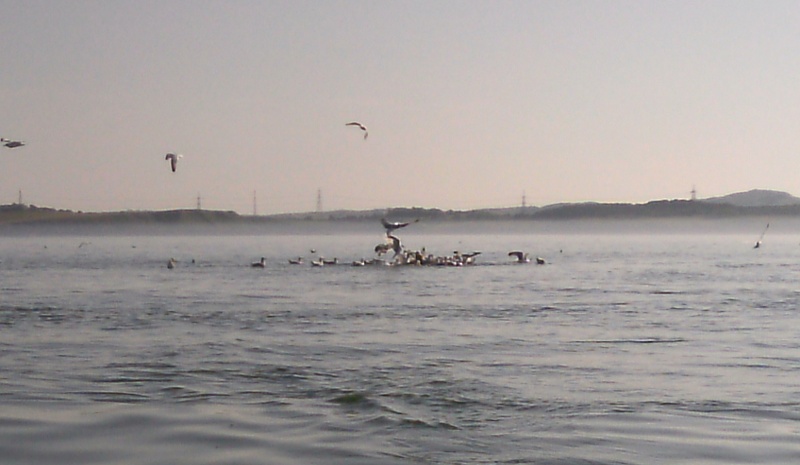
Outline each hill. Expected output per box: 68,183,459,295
703,189,800,207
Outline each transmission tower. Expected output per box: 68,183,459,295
316,189,322,212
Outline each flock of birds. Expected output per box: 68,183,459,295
219,216,546,270
8,125,549,268
166,215,547,270
2,121,369,173
162,122,366,173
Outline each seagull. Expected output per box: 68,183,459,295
461,251,482,265
381,217,419,234
387,234,403,257
167,258,177,269
288,257,304,265
345,121,368,139
374,242,392,256
251,257,266,268
1,138,25,148
165,153,183,172
508,251,530,263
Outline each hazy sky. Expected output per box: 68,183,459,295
2,1,800,214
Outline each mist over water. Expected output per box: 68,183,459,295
2,225,800,464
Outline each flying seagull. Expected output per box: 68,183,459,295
345,121,368,139
165,153,183,172
1,138,25,148
381,217,419,234
387,234,403,257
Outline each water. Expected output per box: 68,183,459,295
2,228,800,464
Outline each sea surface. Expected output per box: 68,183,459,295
2,226,800,464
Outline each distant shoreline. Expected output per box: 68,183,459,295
1,201,797,236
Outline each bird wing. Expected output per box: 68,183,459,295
382,218,410,230
346,122,368,138
387,235,402,252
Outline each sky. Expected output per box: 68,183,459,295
2,0,800,214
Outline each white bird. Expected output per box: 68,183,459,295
1,138,25,148
165,153,183,172
381,217,419,234
345,121,368,139
374,242,392,256
251,257,266,268
754,223,769,249
508,251,530,263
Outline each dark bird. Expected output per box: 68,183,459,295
251,257,266,268
387,234,402,257
508,251,530,263
1,138,25,148
165,153,183,172
345,121,368,139
754,223,769,249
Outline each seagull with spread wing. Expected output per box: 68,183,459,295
381,217,419,234
165,153,183,172
1,138,25,148
345,121,368,139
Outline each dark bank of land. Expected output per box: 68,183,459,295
1,189,799,235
